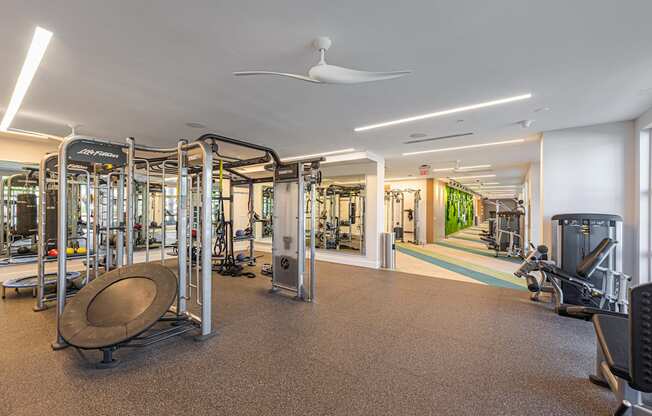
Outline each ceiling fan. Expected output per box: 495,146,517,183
233,37,412,84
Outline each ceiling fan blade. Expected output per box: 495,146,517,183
233,71,320,83
308,64,411,84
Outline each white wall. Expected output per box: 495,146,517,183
525,161,542,245
0,132,59,164
540,121,636,276
634,106,652,284
432,180,447,241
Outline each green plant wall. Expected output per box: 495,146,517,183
445,186,474,235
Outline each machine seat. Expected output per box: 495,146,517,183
593,314,631,381
576,238,615,278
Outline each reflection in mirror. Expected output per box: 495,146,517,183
307,175,366,255
0,160,40,260
261,186,273,238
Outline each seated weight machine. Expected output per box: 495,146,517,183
515,240,630,316
564,283,652,416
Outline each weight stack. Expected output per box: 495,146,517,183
45,189,58,242
15,193,37,236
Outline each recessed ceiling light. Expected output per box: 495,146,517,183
282,148,355,162
185,122,206,128
0,26,53,131
403,138,525,156
450,174,497,180
354,93,532,132
409,133,427,139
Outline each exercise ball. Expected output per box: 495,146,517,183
66,248,75,255
77,247,87,255
48,249,58,257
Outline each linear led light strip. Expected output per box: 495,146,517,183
354,93,532,132
449,174,496,180
432,164,491,172
0,26,53,131
403,138,525,156
281,148,355,162
470,185,521,189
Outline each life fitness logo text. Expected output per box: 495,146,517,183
77,148,120,159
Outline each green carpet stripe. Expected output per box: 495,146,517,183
457,231,484,237
449,235,486,243
399,244,527,289
397,245,526,291
436,241,522,264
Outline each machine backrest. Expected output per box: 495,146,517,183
630,282,652,393
576,238,615,278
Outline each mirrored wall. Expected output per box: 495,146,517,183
306,175,366,255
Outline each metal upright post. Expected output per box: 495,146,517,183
105,173,113,272
0,177,4,255
297,164,305,300
93,167,100,278
176,141,188,316
53,139,70,350
309,180,316,302
116,170,125,267
248,181,255,265
34,155,49,311
143,161,150,262
199,141,213,338
125,137,135,265
161,163,166,264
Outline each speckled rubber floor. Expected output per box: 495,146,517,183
0,255,615,415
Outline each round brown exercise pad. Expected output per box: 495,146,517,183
59,263,178,349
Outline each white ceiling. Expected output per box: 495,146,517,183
2,0,652,187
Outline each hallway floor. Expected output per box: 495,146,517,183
396,225,527,290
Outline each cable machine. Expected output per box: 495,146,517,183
384,188,421,245
270,160,321,301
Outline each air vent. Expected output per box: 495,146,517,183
404,132,473,145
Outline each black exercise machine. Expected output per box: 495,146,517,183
565,283,652,415
515,238,630,316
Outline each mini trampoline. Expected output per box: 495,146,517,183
59,263,178,352
2,271,81,299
